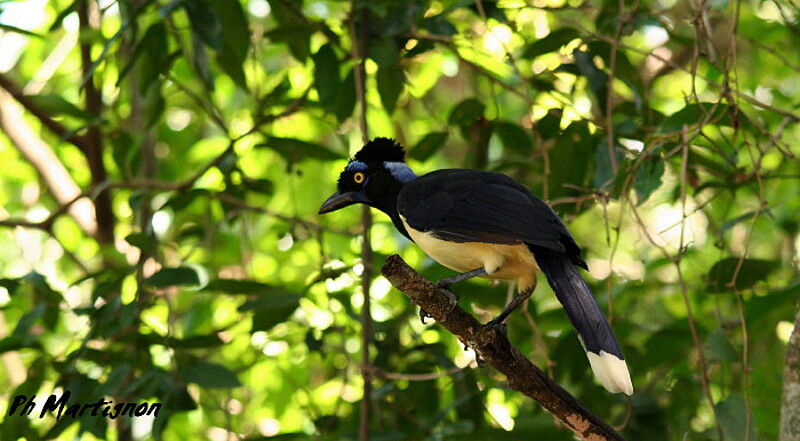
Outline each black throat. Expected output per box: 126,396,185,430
366,162,417,241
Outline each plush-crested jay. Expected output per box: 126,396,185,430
319,137,633,395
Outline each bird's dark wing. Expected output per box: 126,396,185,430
398,169,585,266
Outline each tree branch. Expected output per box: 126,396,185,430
349,4,374,440
78,0,115,246
381,255,626,441
0,90,98,237
780,300,800,441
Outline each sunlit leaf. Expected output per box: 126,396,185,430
522,28,579,59
573,49,608,112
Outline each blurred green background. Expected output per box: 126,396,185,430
0,0,798,439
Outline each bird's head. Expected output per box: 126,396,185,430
319,137,416,215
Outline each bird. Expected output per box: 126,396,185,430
318,137,633,395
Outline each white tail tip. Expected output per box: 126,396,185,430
586,350,633,395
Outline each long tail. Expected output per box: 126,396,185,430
531,246,633,395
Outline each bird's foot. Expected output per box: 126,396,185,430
418,289,459,324
484,318,508,337
419,308,433,324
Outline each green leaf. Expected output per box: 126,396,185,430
181,361,241,388
266,0,311,61
259,137,344,163
192,33,215,91
370,37,399,67
240,295,301,332
138,22,169,93
493,121,533,154
162,188,211,211
164,334,224,348
26,94,91,119
593,139,622,189
573,49,608,112
335,68,356,122
143,81,164,128
536,110,562,140
183,0,222,50
716,395,758,441
49,0,80,31
264,25,311,62
242,177,274,195
203,278,274,295
549,123,597,200
410,132,448,161
705,328,738,362
657,103,733,134
706,258,776,292
144,267,200,288
377,65,404,114
634,154,665,204
0,23,42,38
211,0,250,89
522,28,579,58
716,210,760,246
312,44,341,114
125,232,155,254
448,99,485,128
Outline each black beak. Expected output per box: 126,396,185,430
318,191,367,214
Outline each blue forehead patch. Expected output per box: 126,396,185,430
346,160,368,171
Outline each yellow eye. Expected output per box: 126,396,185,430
353,172,365,184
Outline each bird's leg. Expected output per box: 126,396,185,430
486,284,535,327
436,267,486,289
418,268,485,324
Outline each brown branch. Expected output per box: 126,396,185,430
381,255,626,441
78,0,114,247
0,90,98,237
349,4,374,440
780,300,800,441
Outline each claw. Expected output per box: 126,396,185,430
485,320,508,337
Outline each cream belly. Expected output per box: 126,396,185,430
401,217,539,291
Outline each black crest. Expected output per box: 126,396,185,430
354,137,405,163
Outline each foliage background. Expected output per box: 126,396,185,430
0,0,798,440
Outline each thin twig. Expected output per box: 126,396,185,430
349,5,373,439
